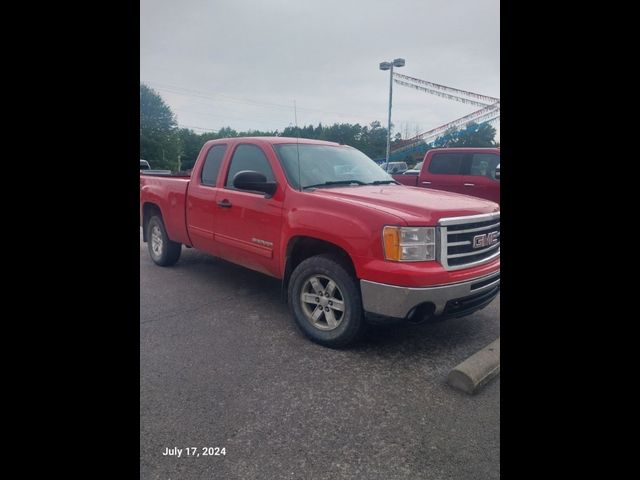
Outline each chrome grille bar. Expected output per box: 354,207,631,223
437,212,500,271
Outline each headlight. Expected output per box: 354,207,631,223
383,226,436,262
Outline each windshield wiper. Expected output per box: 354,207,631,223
304,180,367,189
368,180,400,185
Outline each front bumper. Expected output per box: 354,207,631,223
360,270,500,319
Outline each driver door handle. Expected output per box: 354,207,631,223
217,199,232,208
464,183,475,187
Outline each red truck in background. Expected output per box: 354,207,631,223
392,148,500,204
140,137,500,348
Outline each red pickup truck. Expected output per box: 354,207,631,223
393,148,500,204
140,137,500,347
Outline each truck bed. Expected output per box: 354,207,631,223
140,171,189,177
140,174,192,245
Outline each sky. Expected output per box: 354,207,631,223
140,0,499,140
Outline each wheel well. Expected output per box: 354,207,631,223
142,203,162,242
282,236,357,302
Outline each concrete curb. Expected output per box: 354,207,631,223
447,338,500,394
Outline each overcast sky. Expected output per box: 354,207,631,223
140,0,499,140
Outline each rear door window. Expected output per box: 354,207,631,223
201,145,227,186
428,153,465,175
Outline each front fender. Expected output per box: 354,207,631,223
281,205,400,279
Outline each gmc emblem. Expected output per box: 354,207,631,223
473,231,499,249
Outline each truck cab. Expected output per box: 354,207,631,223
392,148,500,204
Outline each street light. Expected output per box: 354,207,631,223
379,57,405,172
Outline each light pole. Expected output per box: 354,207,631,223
379,58,405,172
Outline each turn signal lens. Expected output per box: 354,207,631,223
383,226,401,261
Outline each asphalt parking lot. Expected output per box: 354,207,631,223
140,232,500,480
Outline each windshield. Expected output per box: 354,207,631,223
274,144,395,189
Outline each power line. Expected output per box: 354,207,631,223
177,124,220,132
148,81,294,110
142,80,379,125
173,107,287,129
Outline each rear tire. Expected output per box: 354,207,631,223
288,254,364,348
147,215,181,266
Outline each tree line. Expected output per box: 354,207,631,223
140,83,497,171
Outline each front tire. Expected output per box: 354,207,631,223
147,215,181,266
288,254,364,348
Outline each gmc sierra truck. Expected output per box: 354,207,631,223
140,137,500,347
393,147,500,204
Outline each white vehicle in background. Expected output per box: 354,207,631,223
380,161,408,174
140,159,172,175
402,161,423,175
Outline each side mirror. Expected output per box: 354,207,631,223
233,170,277,196
495,164,500,180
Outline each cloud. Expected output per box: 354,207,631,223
141,0,499,137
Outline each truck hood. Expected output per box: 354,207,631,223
309,185,499,225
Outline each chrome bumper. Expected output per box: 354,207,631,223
360,271,500,319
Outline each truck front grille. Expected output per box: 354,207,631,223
438,212,500,271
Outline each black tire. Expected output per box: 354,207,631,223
288,254,365,348
146,215,182,266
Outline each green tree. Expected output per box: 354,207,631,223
140,83,179,170
176,128,202,171
358,121,388,159
433,122,497,148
